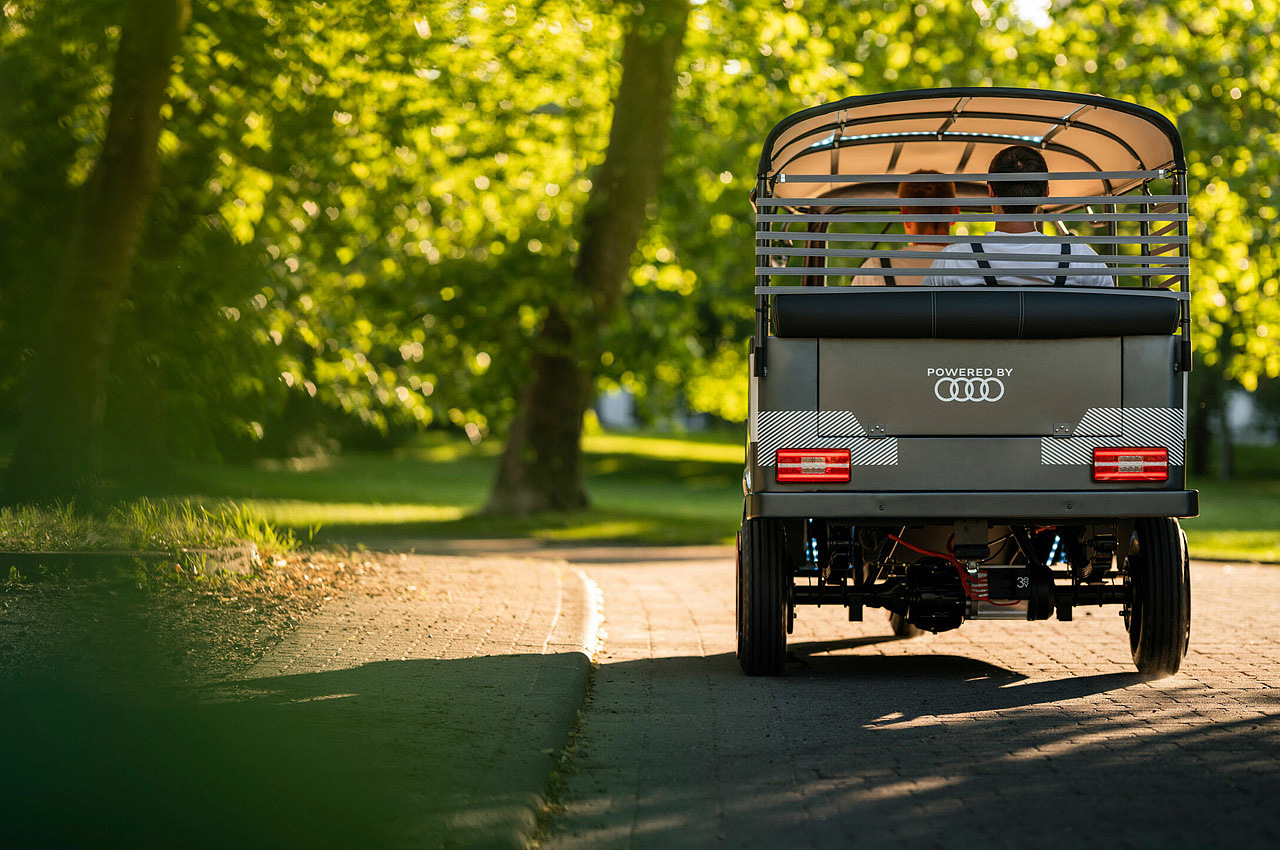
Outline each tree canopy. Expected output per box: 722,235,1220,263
1,0,1276,497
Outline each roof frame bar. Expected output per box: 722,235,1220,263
935,96,972,139
771,136,1118,194
770,108,1148,174
775,170,1169,183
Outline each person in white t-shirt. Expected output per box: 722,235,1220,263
922,145,1113,288
850,170,957,286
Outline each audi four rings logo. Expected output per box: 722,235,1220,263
933,377,1005,402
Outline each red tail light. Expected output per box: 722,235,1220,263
776,448,850,483
1093,447,1168,482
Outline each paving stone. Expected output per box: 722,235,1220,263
548,559,1280,850
221,555,598,850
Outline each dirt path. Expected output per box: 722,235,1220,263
548,554,1280,849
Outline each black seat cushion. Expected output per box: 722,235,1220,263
772,289,1180,339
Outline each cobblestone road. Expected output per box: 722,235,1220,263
549,556,1280,850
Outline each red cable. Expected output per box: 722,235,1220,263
887,534,981,599
887,533,1024,606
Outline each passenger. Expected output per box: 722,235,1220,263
923,146,1114,287
851,170,957,286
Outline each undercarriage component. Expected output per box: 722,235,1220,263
952,519,991,562
903,558,965,633
984,567,1031,601
822,523,855,585
1080,525,1119,581
1011,527,1056,621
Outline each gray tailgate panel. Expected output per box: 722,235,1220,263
818,339,1122,437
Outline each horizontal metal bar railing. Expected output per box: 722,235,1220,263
758,246,1190,265
757,212,1187,223
753,285,1192,298
758,266,1186,278
754,195,1187,208
772,170,1171,184
754,232,1190,245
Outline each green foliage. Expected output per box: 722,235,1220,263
0,0,120,412
1,0,1277,464
1027,0,1280,392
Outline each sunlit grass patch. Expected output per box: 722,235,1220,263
0,498,296,555
1183,530,1280,564
1184,475,1280,562
242,500,467,528
582,431,743,464
173,428,744,545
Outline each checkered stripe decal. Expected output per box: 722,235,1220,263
756,410,897,466
1041,407,1186,466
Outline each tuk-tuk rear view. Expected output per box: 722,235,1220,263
739,88,1196,678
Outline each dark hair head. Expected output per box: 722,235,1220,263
989,145,1047,216
897,168,955,215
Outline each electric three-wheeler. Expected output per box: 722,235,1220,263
739,88,1196,677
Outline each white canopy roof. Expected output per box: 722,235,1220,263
759,88,1184,203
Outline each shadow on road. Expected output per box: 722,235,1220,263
549,648,1280,849
788,639,1149,711
0,604,583,850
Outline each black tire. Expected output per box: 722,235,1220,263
736,518,788,676
888,610,924,638
1125,517,1191,677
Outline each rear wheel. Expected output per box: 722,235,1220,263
736,518,788,676
1124,517,1191,677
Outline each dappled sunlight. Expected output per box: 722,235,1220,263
246,499,467,528
534,518,656,541
552,649,1280,848
583,432,744,464
172,431,742,545
399,436,504,463
546,558,1280,846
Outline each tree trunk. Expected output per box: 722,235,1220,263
3,0,188,504
485,0,688,514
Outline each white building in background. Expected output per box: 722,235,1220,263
596,388,637,430
1227,390,1277,445
595,387,711,432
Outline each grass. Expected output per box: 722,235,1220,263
1183,485,1280,562
0,498,297,555
176,430,745,547
1183,444,1280,562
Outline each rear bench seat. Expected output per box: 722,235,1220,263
771,289,1180,339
